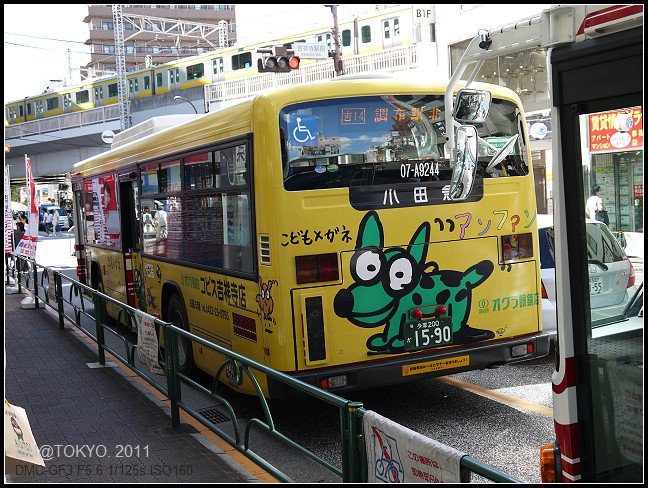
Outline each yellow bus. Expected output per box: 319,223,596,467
70,76,550,397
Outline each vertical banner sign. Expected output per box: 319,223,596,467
4,166,13,254
14,155,38,259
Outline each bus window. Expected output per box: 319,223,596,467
280,95,528,195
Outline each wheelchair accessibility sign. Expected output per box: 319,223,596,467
289,115,318,146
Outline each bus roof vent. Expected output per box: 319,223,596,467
111,114,200,149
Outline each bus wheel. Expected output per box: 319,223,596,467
166,293,194,375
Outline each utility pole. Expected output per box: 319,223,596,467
326,5,343,76
112,4,130,130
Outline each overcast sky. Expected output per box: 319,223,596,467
3,4,365,104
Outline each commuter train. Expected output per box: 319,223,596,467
5,5,417,125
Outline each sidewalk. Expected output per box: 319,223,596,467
4,290,272,483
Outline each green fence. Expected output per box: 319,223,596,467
5,254,523,483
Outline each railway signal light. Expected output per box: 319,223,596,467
258,46,300,73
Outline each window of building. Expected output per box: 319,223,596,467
103,44,115,54
76,90,89,104
102,21,114,30
125,45,135,54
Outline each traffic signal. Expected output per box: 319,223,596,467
258,46,300,73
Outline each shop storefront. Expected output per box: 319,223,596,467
582,106,643,256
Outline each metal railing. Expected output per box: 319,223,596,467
5,254,522,483
4,104,124,139
205,44,419,104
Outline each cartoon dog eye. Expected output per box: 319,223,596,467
265,290,271,300
389,257,413,291
355,251,382,282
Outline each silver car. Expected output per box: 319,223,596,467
537,214,637,337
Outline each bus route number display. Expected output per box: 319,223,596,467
404,316,453,351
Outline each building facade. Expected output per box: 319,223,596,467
83,4,237,76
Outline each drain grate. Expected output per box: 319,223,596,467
198,406,231,424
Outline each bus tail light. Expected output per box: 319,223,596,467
321,375,347,389
541,280,548,299
296,253,339,284
627,259,635,288
75,243,87,284
501,233,533,261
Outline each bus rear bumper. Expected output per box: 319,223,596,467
267,333,551,399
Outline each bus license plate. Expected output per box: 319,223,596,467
589,276,603,295
404,316,453,351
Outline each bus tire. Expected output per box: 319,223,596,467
166,293,194,375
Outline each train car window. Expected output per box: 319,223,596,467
108,84,117,97
46,97,59,111
27,103,32,116
36,101,43,114
342,29,351,47
212,57,224,75
129,80,134,94
144,76,150,90
169,69,175,84
156,73,163,87
394,18,400,37
18,106,24,117
232,52,252,71
76,90,89,104
384,21,390,39
63,94,72,107
134,79,139,93
187,63,204,80
361,25,371,43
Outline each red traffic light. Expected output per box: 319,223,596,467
288,55,300,69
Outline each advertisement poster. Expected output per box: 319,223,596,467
88,175,121,248
589,107,643,154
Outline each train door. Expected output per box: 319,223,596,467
381,16,401,49
549,23,643,482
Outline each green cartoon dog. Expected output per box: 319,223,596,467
334,211,494,353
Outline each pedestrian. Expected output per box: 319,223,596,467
52,208,61,236
45,210,54,236
12,221,27,272
154,202,168,239
585,185,608,225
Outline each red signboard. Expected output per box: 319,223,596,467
589,107,643,154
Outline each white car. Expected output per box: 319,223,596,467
537,214,637,338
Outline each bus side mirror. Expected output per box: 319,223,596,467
449,125,478,201
454,89,491,124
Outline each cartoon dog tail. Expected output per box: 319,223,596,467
463,260,494,289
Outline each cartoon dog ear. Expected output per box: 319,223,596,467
357,211,384,249
408,221,430,266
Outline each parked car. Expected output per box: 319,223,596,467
537,214,637,338
38,204,71,231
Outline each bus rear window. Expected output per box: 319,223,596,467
279,95,528,191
